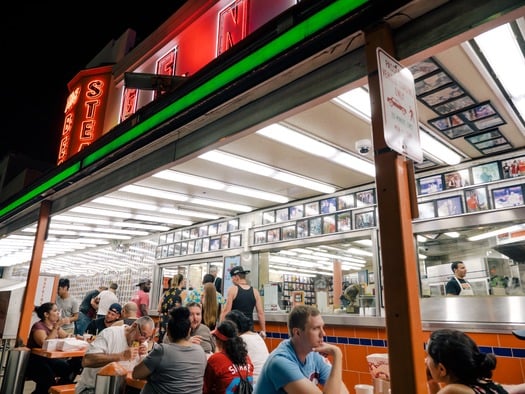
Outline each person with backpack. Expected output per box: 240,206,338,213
203,319,254,394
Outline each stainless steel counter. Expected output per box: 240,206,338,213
262,296,525,333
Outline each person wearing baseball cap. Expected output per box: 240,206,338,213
85,302,122,335
220,266,266,338
131,278,152,317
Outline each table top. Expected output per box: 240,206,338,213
32,347,86,358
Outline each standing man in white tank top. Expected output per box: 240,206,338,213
445,261,474,296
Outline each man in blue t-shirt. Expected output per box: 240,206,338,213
255,305,349,394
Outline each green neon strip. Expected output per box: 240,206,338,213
0,163,80,217
1,0,368,220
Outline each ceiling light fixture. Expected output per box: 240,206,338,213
467,224,523,241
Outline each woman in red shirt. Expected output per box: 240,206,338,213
203,319,254,393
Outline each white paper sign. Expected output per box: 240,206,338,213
377,48,423,162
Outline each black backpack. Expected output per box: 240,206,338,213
235,365,253,394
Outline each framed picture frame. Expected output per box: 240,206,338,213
282,225,296,240
436,195,463,217
289,204,304,219
309,217,322,235
276,207,289,222
492,185,524,209
320,197,337,214
262,210,275,224
296,219,309,238
355,210,376,229
218,221,228,234
174,231,182,241
229,234,241,248
444,169,470,189
417,201,435,219
466,129,511,154
473,114,505,131
194,238,203,253
208,223,218,236
267,228,281,242
227,219,239,231
433,95,476,115
428,114,464,131
254,230,266,244
409,57,440,80
419,83,466,107
356,189,375,206
418,174,444,195
322,215,336,234
337,194,354,210
481,144,512,155
174,243,181,255
202,237,210,252
166,232,174,243
198,226,208,237
167,243,175,256
180,241,188,255
159,233,167,244
182,229,190,240
440,124,476,139
471,161,501,184
210,237,221,251
220,234,230,249
336,211,351,231
414,71,453,96
189,228,199,239
460,101,497,122
304,201,319,217
187,240,195,254
501,156,525,179
464,187,489,212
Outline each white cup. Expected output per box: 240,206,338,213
355,384,374,394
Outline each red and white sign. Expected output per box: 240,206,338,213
377,48,422,162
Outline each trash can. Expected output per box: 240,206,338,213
0,347,30,394
94,362,127,394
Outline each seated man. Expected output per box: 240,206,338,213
85,303,122,336
112,302,139,326
75,316,154,394
255,305,349,394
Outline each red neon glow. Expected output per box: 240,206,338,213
57,66,112,165
218,0,248,56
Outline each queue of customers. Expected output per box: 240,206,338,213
25,265,524,394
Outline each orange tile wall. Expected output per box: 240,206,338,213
257,322,525,390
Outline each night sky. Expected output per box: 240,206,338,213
1,2,186,164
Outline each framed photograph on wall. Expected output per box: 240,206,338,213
433,95,476,115
460,101,497,121
187,240,195,254
227,219,239,231
492,185,524,209
441,124,476,139
414,71,453,96
309,217,322,235
167,244,175,256
464,187,488,212
229,234,241,248
336,211,351,231
417,201,435,219
182,229,190,240
180,242,188,255
296,219,309,238
409,57,440,79
501,156,525,179
289,204,304,219
210,237,220,251
267,228,281,242
276,207,289,222
194,238,203,253
355,210,376,229
254,231,266,244
174,231,182,241
444,169,470,189
419,84,466,107
418,174,444,195
218,221,228,234
174,243,181,255
436,196,463,217
262,210,275,224
202,237,210,252
208,223,218,235
304,201,319,217
428,114,464,131
282,225,296,240
337,194,354,210
320,197,337,214
198,226,208,237
471,161,501,184
220,234,229,249
356,189,375,206
322,215,336,234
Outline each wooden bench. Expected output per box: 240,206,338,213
48,383,76,394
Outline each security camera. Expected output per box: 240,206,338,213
355,139,372,155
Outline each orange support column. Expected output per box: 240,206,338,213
364,23,427,393
16,200,51,346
